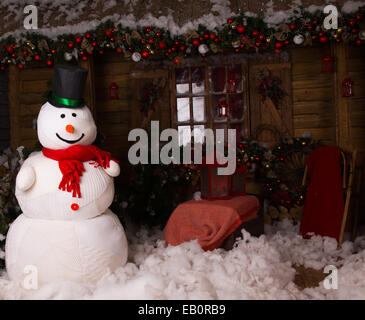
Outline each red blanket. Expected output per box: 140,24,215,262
300,146,344,241
164,196,260,251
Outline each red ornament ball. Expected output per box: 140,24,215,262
210,33,216,39
51,49,56,54
75,36,82,43
356,39,362,45
214,38,220,43
356,13,363,20
148,38,154,44
349,18,357,27
192,39,200,46
34,55,40,61
237,25,245,33
158,41,167,49
68,42,74,48
319,36,328,43
259,34,265,41
23,50,28,56
85,33,91,39
105,29,112,37
275,42,283,49
307,24,313,31
284,40,289,45
81,56,88,61
92,41,97,47
204,34,209,39
173,57,180,64
141,51,149,58
227,18,233,24
116,47,123,53
6,46,13,54
179,45,186,51
174,40,180,46
252,30,259,37
145,26,152,33
141,39,146,45
289,24,296,30
155,31,162,38
18,63,24,69
46,60,53,66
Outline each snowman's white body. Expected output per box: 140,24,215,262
5,102,128,286
16,152,115,220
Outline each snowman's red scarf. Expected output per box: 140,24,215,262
42,145,116,198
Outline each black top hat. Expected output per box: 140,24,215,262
48,64,88,108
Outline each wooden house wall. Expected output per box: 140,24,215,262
290,46,337,146
0,72,10,151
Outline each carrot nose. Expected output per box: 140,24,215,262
66,124,74,134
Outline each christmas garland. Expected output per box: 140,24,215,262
1,6,365,70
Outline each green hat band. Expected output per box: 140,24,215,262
52,93,83,107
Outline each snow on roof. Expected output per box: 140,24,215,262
1,0,364,41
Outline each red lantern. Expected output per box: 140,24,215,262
321,54,335,73
110,82,119,99
342,78,354,97
200,157,246,200
218,101,227,117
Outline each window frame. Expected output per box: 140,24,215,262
170,59,251,145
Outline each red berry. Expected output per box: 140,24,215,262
23,50,28,56
46,60,53,66
237,25,245,33
141,51,149,58
210,33,216,39
18,63,24,69
85,33,91,39
227,18,233,24
51,49,56,54
179,45,186,51
148,38,154,44
145,26,152,33
82,56,88,61
259,34,265,41
158,41,166,49
6,46,13,54
174,40,180,46
192,39,200,46
71,203,79,211
319,36,327,43
0,66,5,71
92,42,97,46
116,47,123,53
289,24,296,30
155,31,161,37
356,39,362,45
68,42,74,48
204,34,209,39
105,29,112,37
214,38,220,43
275,42,283,49
173,57,180,64
252,30,259,37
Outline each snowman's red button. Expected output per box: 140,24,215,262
71,203,79,211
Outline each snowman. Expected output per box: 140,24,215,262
5,65,128,286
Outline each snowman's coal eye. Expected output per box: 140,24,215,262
60,114,65,118
72,113,77,117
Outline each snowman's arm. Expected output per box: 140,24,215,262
16,166,36,191
103,160,120,177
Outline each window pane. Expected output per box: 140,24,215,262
227,64,242,93
229,94,243,120
192,67,205,94
177,97,190,122
178,125,191,146
193,125,205,144
212,94,227,121
193,97,205,122
176,68,189,95
211,67,226,92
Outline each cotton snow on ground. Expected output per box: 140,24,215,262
1,219,365,300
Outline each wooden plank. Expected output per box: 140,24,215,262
94,74,130,89
19,67,53,81
334,43,351,149
96,110,130,124
95,88,131,101
130,71,169,79
21,79,50,93
19,115,35,128
8,65,21,149
19,103,42,116
98,123,129,137
94,62,132,76
293,101,333,115
20,127,37,140
351,127,365,138
294,114,335,129
347,58,365,73
290,47,328,63
293,87,333,102
95,99,130,112
292,77,333,89
294,127,336,142
20,93,45,105
292,62,324,77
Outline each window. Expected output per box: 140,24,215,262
172,62,249,146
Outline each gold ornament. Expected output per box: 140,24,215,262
266,37,271,43
183,30,200,42
25,40,36,50
105,43,111,48
337,28,343,33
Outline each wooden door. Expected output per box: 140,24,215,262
249,62,293,147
